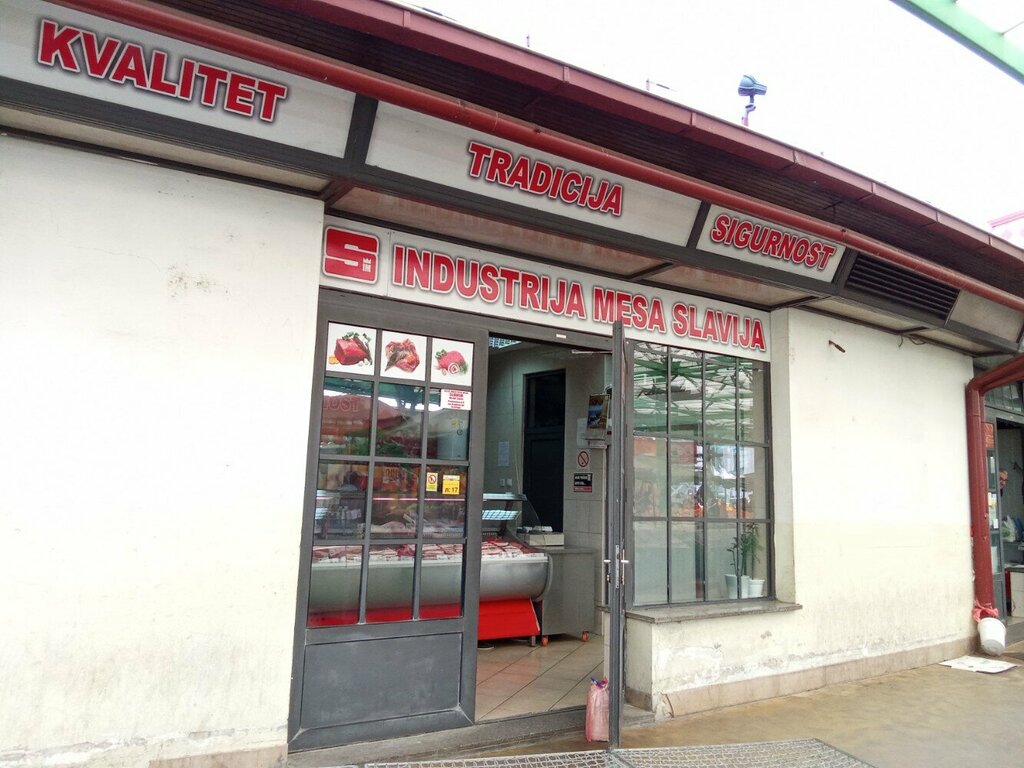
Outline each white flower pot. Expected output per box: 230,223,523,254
748,578,765,598
740,575,751,598
725,573,738,599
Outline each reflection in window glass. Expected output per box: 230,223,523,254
364,544,416,623
420,542,464,619
424,464,467,537
669,440,701,517
320,378,374,456
669,521,700,602
669,349,702,438
633,343,668,435
307,545,362,626
371,463,420,537
315,460,369,540
633,519,668,605
705,522,738,600
376,384,424,458
738,447,767,520
634,437,667,518
630,341,771,607
738,359,767,443
704,356,737,441
427,389,470,460
704,444,738,519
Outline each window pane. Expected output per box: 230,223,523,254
371,463,420,537
376,384,425,458
738,447,768,520
705,522,738,600
633,343,668,435
670,521,700,602
669,349,702,439
704,444,739,519
738,522,769,598
315,460,369,540
669,440,701,517
427,388,470,460
307,545,362,626
420,543,464,618
424,464,467,537
634,436,667,517
738,359,767,443
320,378,374,456
364,544,416,623
704,355,737,440
633,519,668,605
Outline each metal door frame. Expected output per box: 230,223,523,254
289,291,490,750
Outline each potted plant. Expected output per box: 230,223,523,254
727,524,763,598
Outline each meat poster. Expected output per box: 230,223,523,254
326,323,377,374
380,331,426,381
431,338,473,387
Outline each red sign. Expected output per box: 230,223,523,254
577,450,590,468
467,141,623,217
984,422,996,451
708,213,837,272
324,227,379,283
36,19,289,122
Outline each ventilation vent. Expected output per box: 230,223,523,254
844,255,960,321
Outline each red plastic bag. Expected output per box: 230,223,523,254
973,599,1000,622
585,678,609,742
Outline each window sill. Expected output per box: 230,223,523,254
622,599,802,625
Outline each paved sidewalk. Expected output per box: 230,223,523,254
475,641,1024,768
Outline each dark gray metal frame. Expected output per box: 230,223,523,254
622,343,774,610
290,290,489,750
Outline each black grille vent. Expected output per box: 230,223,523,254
844,255,960,321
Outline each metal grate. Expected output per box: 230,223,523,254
617,740,875,767
843,255,960,321
367,752,617,768
368,740,876,768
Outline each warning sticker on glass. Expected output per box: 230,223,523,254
442,474,461,495
441,389,472,410
426,472,439,492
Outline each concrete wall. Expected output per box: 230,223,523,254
628,308,976,717
0,137,323,766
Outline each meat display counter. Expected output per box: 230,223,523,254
308,493,551,637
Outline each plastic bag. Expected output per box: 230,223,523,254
584,678,609,742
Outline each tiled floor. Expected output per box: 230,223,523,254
475,636,604,721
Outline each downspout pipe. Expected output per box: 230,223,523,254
48,0,1024,315
966,355,1024,614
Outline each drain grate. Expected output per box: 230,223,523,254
368,740,876,768
617,740,875,767
368,752,616,768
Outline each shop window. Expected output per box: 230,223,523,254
630,344,770,606
308,326,473,626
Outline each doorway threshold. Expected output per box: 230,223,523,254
288,709,586,768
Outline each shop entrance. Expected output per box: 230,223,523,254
994,420,1024,627
290,293,629,751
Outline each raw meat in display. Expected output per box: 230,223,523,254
384,338,421,373
435,348,468,376
333,332,373,366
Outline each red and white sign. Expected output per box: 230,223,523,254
365,103,701,243
441,389,471,411
696,205,844,282
577,450,590,468
321,218,772,362
324,227,379,284
1,0,354,155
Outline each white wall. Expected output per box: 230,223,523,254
635,308,976,714
0,137,323,766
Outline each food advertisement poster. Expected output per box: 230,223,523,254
380,331,426,381
431,338,473,387
326,323,376,374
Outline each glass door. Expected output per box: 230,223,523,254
289,293,487,750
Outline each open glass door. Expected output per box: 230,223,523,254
289,293,488,750
606,321,628,746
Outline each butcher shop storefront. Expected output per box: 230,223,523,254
5,1,1020,766
293,214,774,748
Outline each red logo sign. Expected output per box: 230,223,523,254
577,450,590,468
324,227,379,283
